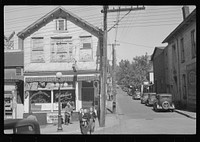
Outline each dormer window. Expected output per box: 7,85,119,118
56,19,67,31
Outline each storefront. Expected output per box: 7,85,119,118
4,79,24,119
24,74,100,123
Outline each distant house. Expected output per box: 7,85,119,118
17,6,103,123
162,6,196,111
4,51,24,119
151,46,166,94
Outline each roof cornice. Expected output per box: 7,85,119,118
17,6,103,39
162,8,196,43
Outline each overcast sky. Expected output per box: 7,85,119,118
4,5,196,64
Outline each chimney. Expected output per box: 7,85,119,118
182,6,190,20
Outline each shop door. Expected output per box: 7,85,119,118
81,87,94,108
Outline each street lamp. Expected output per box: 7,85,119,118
56,72,63,132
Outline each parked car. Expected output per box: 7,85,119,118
4,119,40,134
153,93,175,112
132,91,141,100
122,86,128,92
127,88,133,96
140,93,149,104
145,93,157,106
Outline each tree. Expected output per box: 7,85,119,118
116,53,152,89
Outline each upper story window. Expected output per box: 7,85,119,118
50,37,73,62
191,29,196,58
180,38,185,63
79,36,93,61
16,67,21,76
56,19,67,31
31,37,44,63
172,44,177,64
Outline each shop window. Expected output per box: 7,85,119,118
53,90,75,110
30,91,51,103
31,37,44,63
50,37,73,62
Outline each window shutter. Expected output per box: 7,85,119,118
55,20,57,30
65,19,67,30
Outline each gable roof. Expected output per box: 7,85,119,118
4,51,24,67
162,8,196,43
150,46,165,61
17,6,103,39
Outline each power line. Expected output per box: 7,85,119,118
116,40,155,48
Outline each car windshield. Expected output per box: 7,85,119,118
149,94,156,97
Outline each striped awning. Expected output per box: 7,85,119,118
25,76,74,82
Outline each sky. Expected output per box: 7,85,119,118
4,5,196,64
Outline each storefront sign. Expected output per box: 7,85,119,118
47,112,64,124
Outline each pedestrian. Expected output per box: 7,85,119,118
64,102,73,125
89,107,97,133
79,108,84,133
27,111,38,122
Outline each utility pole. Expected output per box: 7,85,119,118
100,5,145,126
111,43,119,113
99,5,108,127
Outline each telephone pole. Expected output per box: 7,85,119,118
100,5,145,126
111,43,119,113
99,5,108,127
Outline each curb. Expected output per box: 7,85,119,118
174,110,196,119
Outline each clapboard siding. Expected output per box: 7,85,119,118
24,19,98,72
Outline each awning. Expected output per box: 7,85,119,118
25,76,74,82
77,75,99,81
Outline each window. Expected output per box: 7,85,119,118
172,44,177,67
31,37,44,63
16,67,21,76
182,74,187,100
79,36,93,61
180,38,185,62
50,37,73,62
191,30,196,58
56,19,67,31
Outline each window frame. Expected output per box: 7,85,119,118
31,37,45,63
79,36,93,62
180,37,185,63
16,67,21,76
56,19,67,31
50,37,73,62
191,29,196,58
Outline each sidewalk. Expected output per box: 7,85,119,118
40,100,119,134
174,109,196,119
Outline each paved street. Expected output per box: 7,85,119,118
93,88,196,134
40,87,196,134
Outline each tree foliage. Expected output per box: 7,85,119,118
116,53,152,89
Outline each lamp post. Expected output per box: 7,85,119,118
56,72,63,132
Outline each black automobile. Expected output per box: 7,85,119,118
132,91,141,100
140,93,149,104
145,93,157,106
4,119,40,134
153,94,175,112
